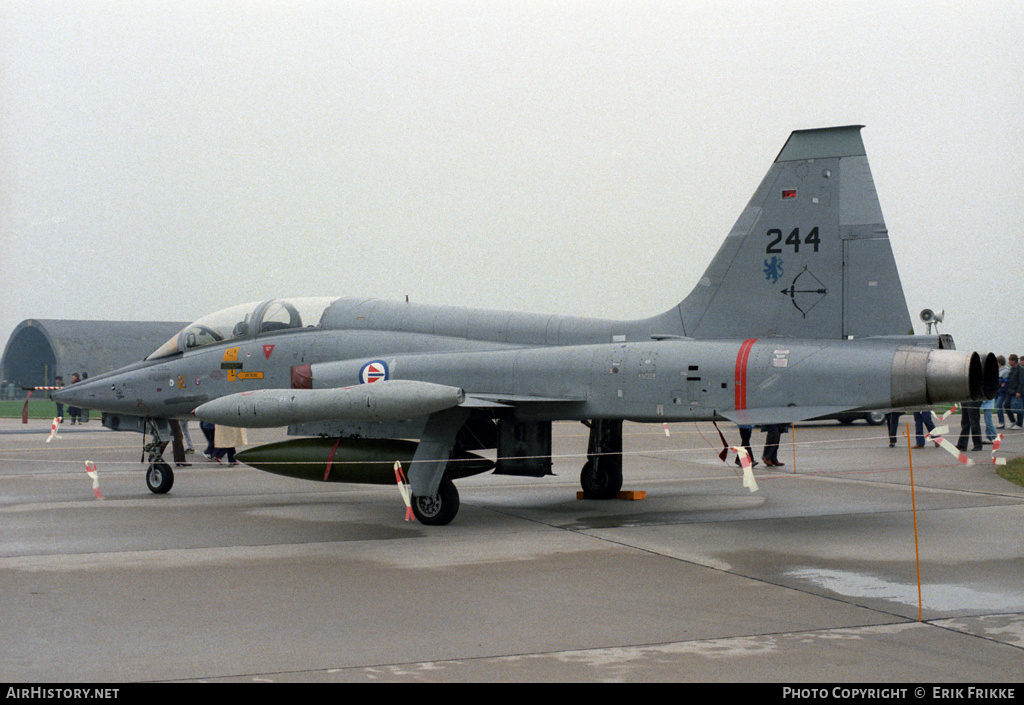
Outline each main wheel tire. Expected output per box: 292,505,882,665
146,461,174,494
580,459,623,499
411,477,460,526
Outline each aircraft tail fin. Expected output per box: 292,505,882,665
670,126,913,340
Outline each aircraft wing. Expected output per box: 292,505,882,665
718,406,866,426
461,393,586,408
192,380,466,427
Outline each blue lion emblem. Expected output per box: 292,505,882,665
763,256,784,284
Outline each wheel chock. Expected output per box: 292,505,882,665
576,490,646,500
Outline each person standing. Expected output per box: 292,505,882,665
80,372,89,422
66,373,82,424
982,397,998,442
213,424,247,465
913,410,935,448
51,375,64,421
956,400,984,452
886,411,903,447
1006,355,1024,429
735,425,758,468
180,419,195,453
199,420,216,460
761,424,786,467
995,356,1009,428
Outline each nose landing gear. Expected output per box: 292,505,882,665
145,461,174,494
142,420,174,494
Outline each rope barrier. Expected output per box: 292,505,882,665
4,423,1012,471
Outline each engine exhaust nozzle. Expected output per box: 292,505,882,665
924,350,998,404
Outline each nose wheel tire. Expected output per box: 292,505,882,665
146,462,174,494
411,477,460,525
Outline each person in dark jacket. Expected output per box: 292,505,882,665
995,356,1009,428
1006,355,1023,429
67,373,82,424
956,400,983,452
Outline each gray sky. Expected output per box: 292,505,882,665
2,0,1022,358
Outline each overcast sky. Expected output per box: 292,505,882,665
2,0,1022,358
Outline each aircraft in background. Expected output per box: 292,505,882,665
54,126,996,525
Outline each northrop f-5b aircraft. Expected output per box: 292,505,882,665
54,126,997,524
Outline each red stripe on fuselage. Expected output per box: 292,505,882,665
734,339,758,410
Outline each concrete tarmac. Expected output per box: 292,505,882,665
1,415,1022,683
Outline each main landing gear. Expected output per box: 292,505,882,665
411,477,460,526
406,417,626,525
580,419,623,499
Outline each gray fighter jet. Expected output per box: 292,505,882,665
53,126,997,524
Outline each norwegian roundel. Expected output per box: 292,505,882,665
359,359,389,384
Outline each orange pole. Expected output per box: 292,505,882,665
791,424,796,472
906,420,923,621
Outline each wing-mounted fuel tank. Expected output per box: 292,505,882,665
192,380,465,427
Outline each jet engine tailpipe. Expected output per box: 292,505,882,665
892,349,997,406
929,350,998,403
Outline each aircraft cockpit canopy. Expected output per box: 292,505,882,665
146,297,335,360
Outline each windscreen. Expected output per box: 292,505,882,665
146,298,334,359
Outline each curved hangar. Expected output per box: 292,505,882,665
2,319,188,389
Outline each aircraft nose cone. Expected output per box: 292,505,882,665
51,377,112,411
52,388,81,406
50,386,75,405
